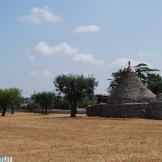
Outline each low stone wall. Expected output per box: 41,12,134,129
86,103,162,119
145,103,162,120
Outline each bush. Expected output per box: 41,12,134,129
26,102,40,112
78,100,96,108
54,96,70,110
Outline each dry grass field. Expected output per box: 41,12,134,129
0,113,162,162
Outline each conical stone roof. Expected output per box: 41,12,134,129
156,93,162,103
111,62,156,104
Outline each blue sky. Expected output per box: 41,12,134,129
1,0,162,96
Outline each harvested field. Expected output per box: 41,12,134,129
0,113,162,162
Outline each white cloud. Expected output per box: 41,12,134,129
136,51,156,58
72,53,105,65
19,6,61,24
73,25,101,33
34,41,77,55
108,57,152,70
30,69,54,78
108,57,140,69
34,41,105,65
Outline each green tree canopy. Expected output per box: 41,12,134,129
9,88,22,114
109,68,128,94
54,74,98,117
31,91,54,114
134,63,160,85
0,88,22,116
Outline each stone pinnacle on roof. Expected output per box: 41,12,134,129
127,61,134,72
128,61,130,66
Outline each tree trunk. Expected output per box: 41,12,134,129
70,102,77,118
2,107,7,116
45,107,48,115
11,106,14,114
41,107,44,113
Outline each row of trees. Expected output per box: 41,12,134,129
0,74,97,117
1,64,162,117
31,74,97,117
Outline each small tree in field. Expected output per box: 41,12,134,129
54,74,98,117
0,89,11,116
0,88,22,116
31,92,54,114
9,88,22,114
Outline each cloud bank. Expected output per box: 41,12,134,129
108,57,152,70
34,42,77,55
34,41,105,65
19,6,61,24
73,25,100,33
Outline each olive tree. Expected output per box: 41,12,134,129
31,91,54,114
54,74,98,117
9,88,22,114
0,88,22,116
